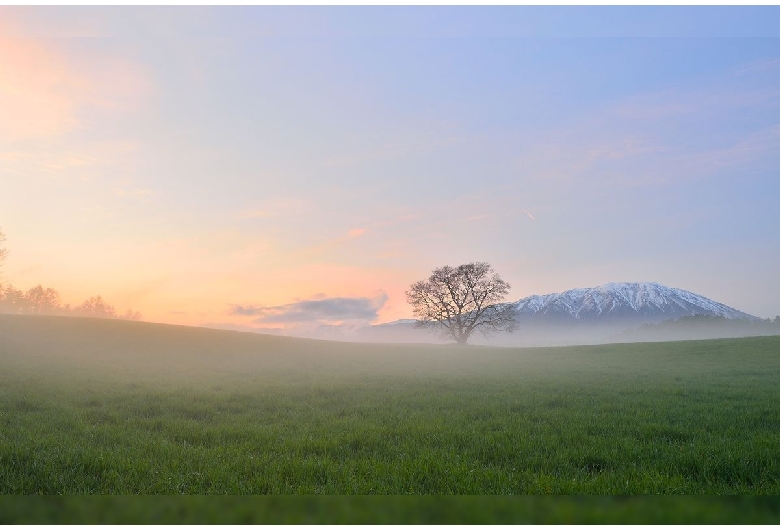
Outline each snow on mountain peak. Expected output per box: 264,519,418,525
511,282,755,322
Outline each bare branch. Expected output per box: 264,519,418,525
406,262,515,345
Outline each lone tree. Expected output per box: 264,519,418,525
406,261,516,345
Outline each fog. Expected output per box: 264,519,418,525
0,313,548,387
4,312,776,391
3,312,779,502
273,316,780,348
0,313,694,387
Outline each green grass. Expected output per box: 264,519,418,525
1,314,779,502
2,495,779,524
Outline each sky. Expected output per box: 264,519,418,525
1,6,779,334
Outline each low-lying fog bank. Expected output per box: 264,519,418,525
3,313,780,387
262,316,780,348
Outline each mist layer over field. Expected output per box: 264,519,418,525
334,317,780,347
1,314,779,495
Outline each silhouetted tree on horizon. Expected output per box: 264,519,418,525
122,309,143,321
75,296,117,318
406,261,516,345
26,285,62,314
0,284,28,313
0,229,142,321
0,283,141,321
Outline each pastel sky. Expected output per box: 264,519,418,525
2,6,779,332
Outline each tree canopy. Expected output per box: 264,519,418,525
406,262,516,345
0,283,141,321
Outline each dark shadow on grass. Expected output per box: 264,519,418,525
1,496,779,524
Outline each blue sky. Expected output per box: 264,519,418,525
1,6,779,329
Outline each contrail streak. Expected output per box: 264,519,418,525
524,210,536,221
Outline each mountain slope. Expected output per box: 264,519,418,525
511,282,756,323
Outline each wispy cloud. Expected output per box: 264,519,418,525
0,150,100,177
295,227,371,260
0,28,80,139
506,70,780,193
119,276,171,307
0,17,152,141
115,187,154,201
736,57,780,76
236,197,313,220
230,292,388,325
0,141,143,203
464,214,491,223
614,86,780,123
663,123,780,177
320,126,466,168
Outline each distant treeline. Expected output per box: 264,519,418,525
0,283,141,321
620,314,780,342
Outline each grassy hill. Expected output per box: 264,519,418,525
1,314,779,520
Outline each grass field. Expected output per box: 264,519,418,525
1,314,779,520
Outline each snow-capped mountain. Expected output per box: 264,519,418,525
511,282,756,323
